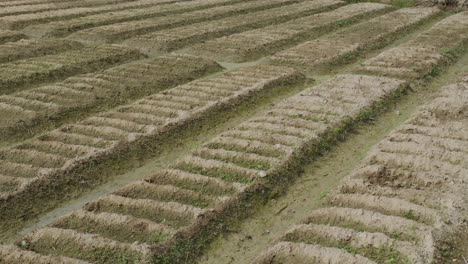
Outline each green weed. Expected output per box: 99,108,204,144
391,0,416,8
403,210,417,220
319,191,330,200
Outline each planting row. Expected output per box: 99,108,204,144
0,30,25,45
0,71,409,263
270,7,440,69
0,0,188,30
356,11,468,79
0,0,168,17
0,54,223,143
0,38,82,64
65,0,299,44
23,0,244,38
0,0,67,7
189,2,391,62
253,77,468,264
0,0,142,7
0,44,144,95
121,0,343,53
0,64,304,220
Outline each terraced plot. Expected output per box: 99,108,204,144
253,77,468,264
0,1,467,263
356,11,468,79
66,0,300,44
0,54,223,143
0,65,304,221
271,7,440,69
0,44,143,94
0,0,187,30
0,71,411,263
0,0,67,6
0,0,156,8
121,0,343,53
189,2,391,62
23,0,245,38
0,38,82,63
0,0,168,17
0,29,25,44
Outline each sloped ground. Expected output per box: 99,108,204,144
0,0,466,263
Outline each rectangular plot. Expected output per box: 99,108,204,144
121,0,343,53
23,0,238,38
252,78,468,264
0,244,86,264
0,65,304,225
0,0,188,30
66,0,300,44
0,54,223,142
0,0,179,17
0,3,64,17
0,1,49,7
189,3,391,63
0,38,82,64
0,0,66,7
21,227,154,263
0,0,128,7
356,11,468,79
0,29,26,44
0,73,410,263
0,44,144,95
270,7,440,69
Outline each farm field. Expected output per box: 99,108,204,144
0,0,467,263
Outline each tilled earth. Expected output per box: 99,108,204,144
0,0,467,263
